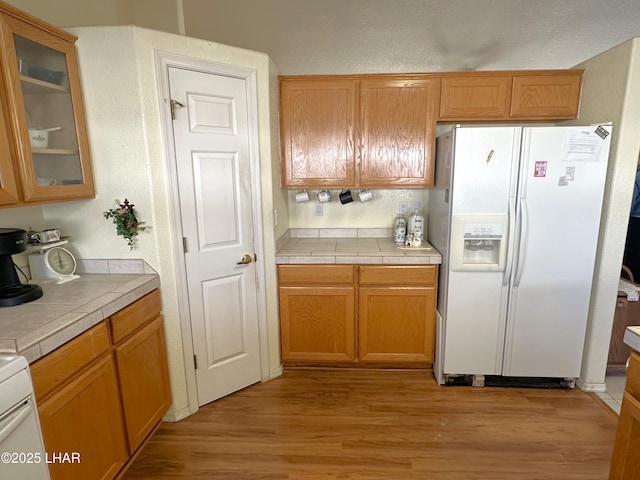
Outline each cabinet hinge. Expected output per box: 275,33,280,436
183,237,188,253
170,99,184,120
193,354,198,370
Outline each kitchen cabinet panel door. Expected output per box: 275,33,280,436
0,99,20,205
0,2,95,205
114,315,171,453
280,78,357,188
279,286,356,362
359,78,439,188
358,286,436,363
609,392,640,479
510,73,582,119
38,355,128,480
439,75,511,120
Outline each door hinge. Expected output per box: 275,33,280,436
170,99,184,120
193,354,198,370
183,237,188,253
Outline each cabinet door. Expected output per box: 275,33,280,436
279,286,356,362
439,75,511,120
0,12,94,203
510,73,582,119
114,316,171,452
0,98,19,205
359,77,439,188
358,286,436,363
38,355,128,480
280,78,356,188
609,392,640,479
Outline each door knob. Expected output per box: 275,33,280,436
237,254,253,265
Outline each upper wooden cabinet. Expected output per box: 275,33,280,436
0,1,94,206
359,78,439,188
280,78,357,188
439,70,583,121
280,70,582,188
439,75,512,120
280,75,439,189
0,98,20,205
510,73,582,119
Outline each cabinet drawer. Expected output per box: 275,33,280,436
278,265,355,286
359,265,437,286
110,289,162,344
31,322,110,400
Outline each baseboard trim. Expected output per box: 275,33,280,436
577,380,607,393
162,405,193,422
268,364,283,380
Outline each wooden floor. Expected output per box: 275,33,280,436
124,369,618,479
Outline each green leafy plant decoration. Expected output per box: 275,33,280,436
103,199,147,250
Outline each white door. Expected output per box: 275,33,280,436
503,126,611,378
168,67,261,406
443,127,521,376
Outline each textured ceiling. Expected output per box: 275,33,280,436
183,0,640,74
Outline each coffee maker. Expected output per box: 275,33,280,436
0,228,42,307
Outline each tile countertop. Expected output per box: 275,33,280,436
276,229,442,265
0,259,160,364
624,326,640,353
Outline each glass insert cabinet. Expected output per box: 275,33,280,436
0,2,94,206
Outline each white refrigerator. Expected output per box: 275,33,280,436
428,125,612,385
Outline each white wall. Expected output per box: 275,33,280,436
32,26,281,420
571,38,640,389
287,189,430,230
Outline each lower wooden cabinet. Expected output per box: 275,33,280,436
37,354,128,480
30,289,170,480
279,265,356,362
610,351,640,479
359,266,436,363
278,264,438,366
114,316,171,452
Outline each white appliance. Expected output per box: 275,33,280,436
429,124,612,385
0,355,50,480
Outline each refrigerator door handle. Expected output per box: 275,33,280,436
502,197,516,286
514,198,529,287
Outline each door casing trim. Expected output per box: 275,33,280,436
155,51,269,418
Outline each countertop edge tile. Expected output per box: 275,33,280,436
38,310,104,357
287,256,337,264
336,256,382,264
624,326,640,352
0,339,17,351
17,343,42,364
102,287,146,318
16,310,88,351
74,292,123,313
276,237,442,265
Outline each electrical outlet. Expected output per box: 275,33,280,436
314,202,323,216
411,201,421,212
399,202,408,215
